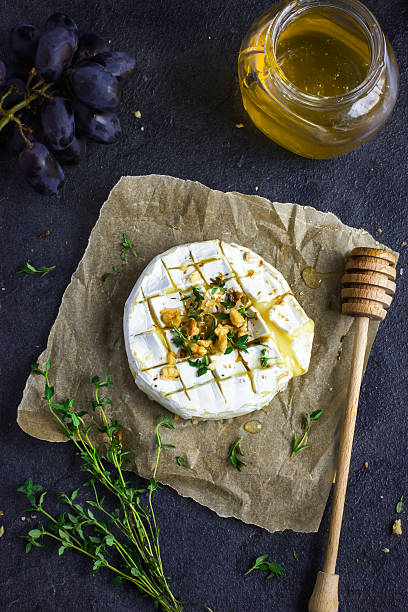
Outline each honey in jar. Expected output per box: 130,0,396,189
238,0,399,159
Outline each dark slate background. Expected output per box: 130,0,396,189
1,1,407,611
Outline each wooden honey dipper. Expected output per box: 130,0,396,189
309,247,397,612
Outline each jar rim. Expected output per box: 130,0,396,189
264,0,385,107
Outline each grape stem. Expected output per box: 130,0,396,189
0,81,54,134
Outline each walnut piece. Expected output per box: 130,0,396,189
189,270,201,284
160,365,179,380
393,519,402,535
161,308,182,328
229,307,245,328
190,343,207,357
185,317,199,338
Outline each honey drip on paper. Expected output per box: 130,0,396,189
244,420,263,434
302,266,337,289
302,266,323,289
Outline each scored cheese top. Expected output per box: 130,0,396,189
123,240,314,420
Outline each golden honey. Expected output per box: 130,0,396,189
238,0,399,159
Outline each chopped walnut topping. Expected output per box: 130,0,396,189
161,308,182,327
185,318,199,338
393,519,402,535
161,365,179,380
197,339,212,348
244,251,251,262
229,308,245,328
215,333,228,354
178,348,188,359
189,270,201,283
167,351,177,365
190,343,207,357
247,269,254,277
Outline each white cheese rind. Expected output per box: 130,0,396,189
124,241,314,420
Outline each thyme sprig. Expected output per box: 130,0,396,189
101,266,121,283
291,410,323,456
18,260,55,277
260,348,278,368
18,362,214,612
121,233,137,261
188,355,210,377
172,324,191,355
228,437,246,471
225,332,249,355
244,554,284,579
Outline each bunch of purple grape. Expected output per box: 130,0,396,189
0,13,136,195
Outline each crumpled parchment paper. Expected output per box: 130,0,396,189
17,175,397,533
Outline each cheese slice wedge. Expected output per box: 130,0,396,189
123,240,314,420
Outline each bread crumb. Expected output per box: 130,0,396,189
235,123,244,128
392,519,402,535
255,186,259,192
401,241,407,247
131,110,141,119
0,526,4,538
364,461,368,468
376,227,383,234
382,548,390,553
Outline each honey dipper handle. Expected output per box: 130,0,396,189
309,316,370,612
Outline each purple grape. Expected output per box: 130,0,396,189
76,32,109,61
70,63,121,111
56,135,85,165
41,97,75,150
74,100,121,143
45,13,78,38
3,78,25,109
10,24,41,60
19,142,64,195
91,52,136,82
35,26,76,81
0,60,7,87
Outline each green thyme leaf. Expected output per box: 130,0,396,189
291,410,323,456
188,355,210,377
210,276,227,293
238,307,256,320
245,554,284,579
120,233,137,261
176,457,187,467
293,550,299,561
18,260,55,277
396,495,404,514
229,436,246,471
101,266,121,283
260,347,278,368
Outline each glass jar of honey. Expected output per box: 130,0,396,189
238,0,399,158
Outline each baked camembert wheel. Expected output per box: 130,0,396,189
124,240,314,419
